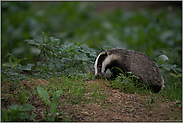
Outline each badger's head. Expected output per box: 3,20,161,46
94,51,118,78
94,52,107,78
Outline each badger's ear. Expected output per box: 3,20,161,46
101,52,107,57
98,52,107,62
95,52,107,61
104,52,108,57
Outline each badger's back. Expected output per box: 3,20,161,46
122,49,164,89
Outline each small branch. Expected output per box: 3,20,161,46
52,34,58,37
35,58,46,70
31,33,58,74
32,49,44,74
43,52,49,70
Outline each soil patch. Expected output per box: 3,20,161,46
58,80,182,122
1,79,182,122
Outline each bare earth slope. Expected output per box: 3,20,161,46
60,80,182,122
1,78,182,121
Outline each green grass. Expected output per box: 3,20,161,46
1,37,181,121
1,73,107,121
1,39,181,121
1,71,182,121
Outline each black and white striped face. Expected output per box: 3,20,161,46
94,52,107,77
94,51,118,77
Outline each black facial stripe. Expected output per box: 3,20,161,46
97,53,107,72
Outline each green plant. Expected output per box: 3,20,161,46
24,32,97,78
2,32,97,83
37,86,62,121
89,79,107,105
155,52,182,102
2,2,181,68
1,104,36,122
106,67,144,93
2,1,181,98
1,53,31,82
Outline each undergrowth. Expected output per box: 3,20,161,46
1,31,182,121
1,2,182,121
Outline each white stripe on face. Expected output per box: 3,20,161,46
94,52,104,75
101,54,118,73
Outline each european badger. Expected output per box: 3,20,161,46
94,48,164,93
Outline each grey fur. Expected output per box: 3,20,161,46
94,48,164,93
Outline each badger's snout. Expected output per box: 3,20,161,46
94,51,108,79
95,72,103,78
95,72,104,79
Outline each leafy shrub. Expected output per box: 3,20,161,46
24,32,97,78
156,54,182,102
2,2,181,69
1,104,36,122
2,32,97,81
1,53,30,82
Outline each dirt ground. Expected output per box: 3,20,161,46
15,78,182,122
1,78,182,122
57,80,182,122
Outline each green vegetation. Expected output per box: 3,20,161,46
1,104,36,121
37,86,63,121
1,1,181,121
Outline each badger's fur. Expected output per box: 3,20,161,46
94,48,164,93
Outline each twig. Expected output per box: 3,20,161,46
31,49,44,74
35,58,46,70
31,33,58,74
43,52,49,70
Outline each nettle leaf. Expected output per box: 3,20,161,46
161,63,182,73
49,37,60,46
65,68,75,74
7,54,26,67
81,44,89,50
19,90,26,104
63,42,74,50
42,31,49,44
19,104,35,111
37,86,51,105
2,63,12,68
9,104,35,111
25,39,43,47
20,64,34,71
169,73,182,78
158,54,169,61
11,81,19,91
9,104,20,110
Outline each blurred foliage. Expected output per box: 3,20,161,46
2,2,181,66
1,2,182,85
1,104,36,121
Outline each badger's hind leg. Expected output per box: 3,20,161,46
151,84,162,93
134,80,163,93
146,81,163,93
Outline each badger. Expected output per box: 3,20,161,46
94,48,164,93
